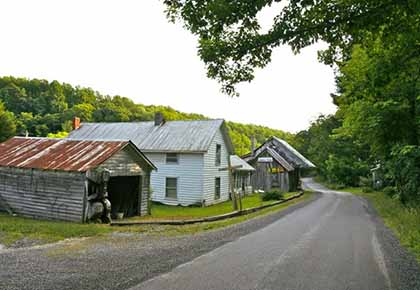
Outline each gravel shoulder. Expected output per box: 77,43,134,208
0,193,321,290
361,196,420,290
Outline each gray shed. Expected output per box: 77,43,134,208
243,137,315,192
0,137,156,222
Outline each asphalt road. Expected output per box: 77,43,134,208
131,178,420,290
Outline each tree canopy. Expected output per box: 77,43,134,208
0,76,292,156
164,0,418,96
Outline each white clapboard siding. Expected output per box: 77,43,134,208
203,129,230,205
0,168,85,222
146,153,204,206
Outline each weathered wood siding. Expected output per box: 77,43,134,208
0,168,85,222
98,146,143,176
146,152,204,206
140,174,150,215
99,146,152,215
203,129,230,205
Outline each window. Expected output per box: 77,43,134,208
215,177,221,200
215,144,221,166
166,153,178,164
165,177,177,199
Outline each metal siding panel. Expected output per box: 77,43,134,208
67,120,225,153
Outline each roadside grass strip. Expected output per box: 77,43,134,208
0,191,313,247
112,192,304,226
342,187,420,263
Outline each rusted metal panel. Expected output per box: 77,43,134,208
0,137,129,172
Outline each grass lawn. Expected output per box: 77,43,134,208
338,187,420,263
121,191,314,236
0,191,310,247
137,192,298,221
0,214,112,246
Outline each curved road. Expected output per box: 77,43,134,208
132,178,420,290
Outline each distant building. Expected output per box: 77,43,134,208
243,137,315,192
68,114,235,206
0,137,155,222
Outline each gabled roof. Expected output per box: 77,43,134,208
243,136,315,170
0,137,156,172
67,119,235,154
230,155,255,172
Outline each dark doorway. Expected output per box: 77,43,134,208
107,176,141,218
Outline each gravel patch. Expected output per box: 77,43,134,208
0,194,321,290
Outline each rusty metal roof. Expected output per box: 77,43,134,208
0,137,134,172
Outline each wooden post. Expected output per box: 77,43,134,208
219,162,244,211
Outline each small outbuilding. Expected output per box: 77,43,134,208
243,137,315,192
0,137,156,222
230,155,255,196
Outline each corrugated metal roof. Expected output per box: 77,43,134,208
230,155,255,171
67,119,234,153
272,137,316,168
0,137,131,172
243,136,315,169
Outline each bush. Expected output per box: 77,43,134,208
261,190,284,201
359,176,373,188
383,186,397,197
388,145,420,204
362,186,373,193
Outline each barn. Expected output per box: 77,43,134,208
0,137,156,222
243,136,315,192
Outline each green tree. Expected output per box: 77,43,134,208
164,0,418,95
0,101,16,141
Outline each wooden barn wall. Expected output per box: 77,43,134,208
249,159,291,192
140,174,150,216
0,168,85,222
98,146,143,176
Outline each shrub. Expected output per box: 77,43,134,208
388,145,420,204
261,190,284,201
359,176,373,188
383,186,397,197
362,186,373,193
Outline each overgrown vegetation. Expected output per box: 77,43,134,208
261,189,284,202
0,76,293,156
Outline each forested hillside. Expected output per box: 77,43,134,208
0,76,292,156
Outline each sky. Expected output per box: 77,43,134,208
0,0,337,133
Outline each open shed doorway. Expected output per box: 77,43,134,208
107,176,141,218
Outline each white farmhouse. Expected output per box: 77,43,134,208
67,114,234,206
